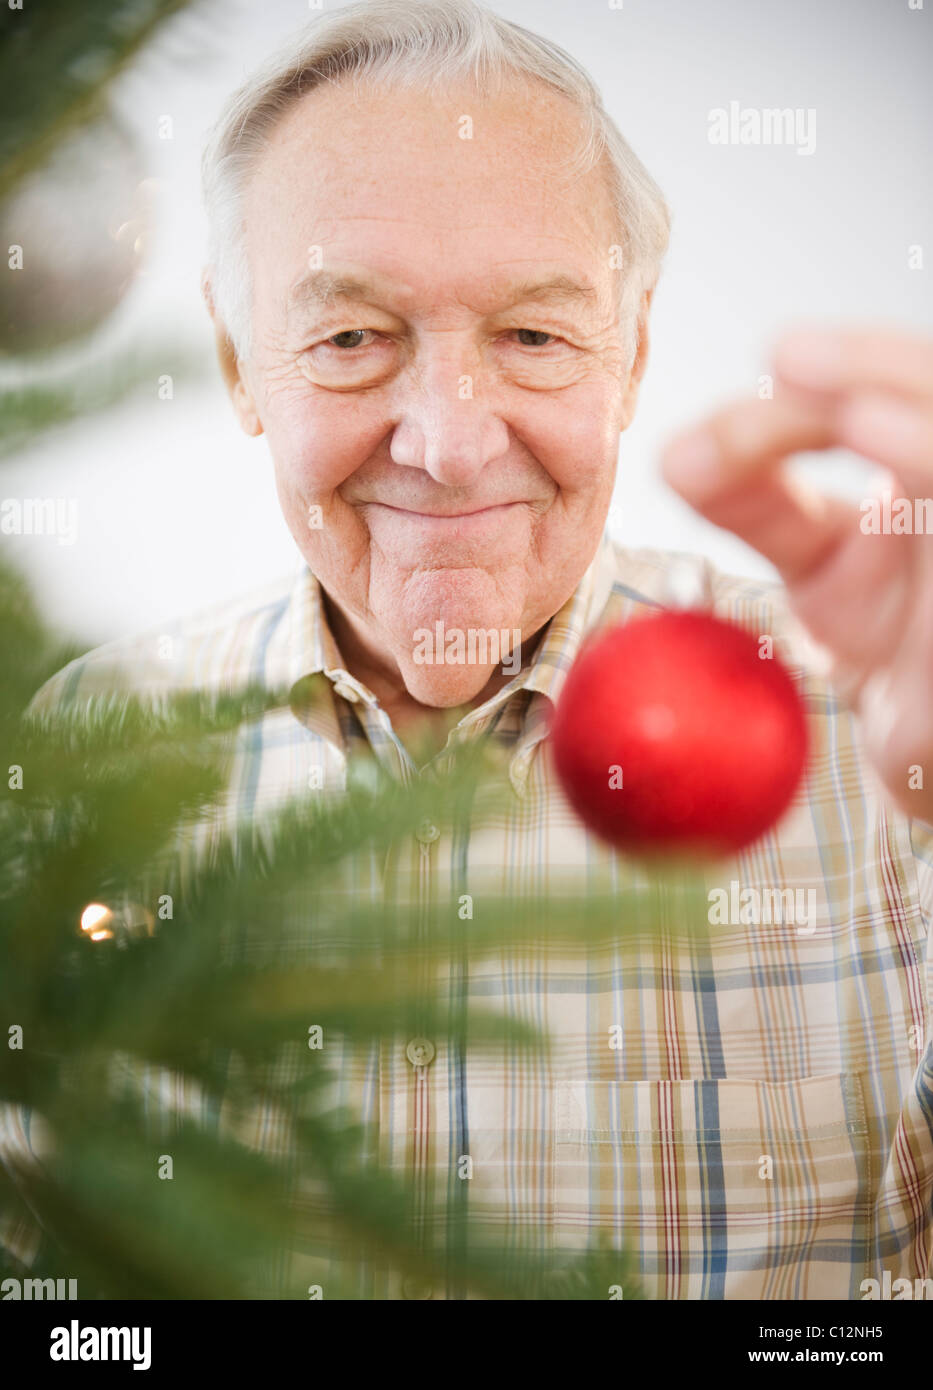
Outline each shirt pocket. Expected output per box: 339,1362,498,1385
553,1072,870,1300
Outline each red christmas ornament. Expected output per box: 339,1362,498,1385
549,609,809,858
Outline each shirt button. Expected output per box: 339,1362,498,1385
416,819,440,845
333,680,359,703
401,1276,433,1300
406,1037,436,1067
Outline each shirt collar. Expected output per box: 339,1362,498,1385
283,531,618,789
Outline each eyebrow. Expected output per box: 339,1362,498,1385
286,271,599,316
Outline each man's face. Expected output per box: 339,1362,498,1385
227,77,648,706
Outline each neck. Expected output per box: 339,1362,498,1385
320,590,542,760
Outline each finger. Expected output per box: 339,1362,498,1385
774,327,933,403
661,397,853,582
838,392,933,496
661,394,836,506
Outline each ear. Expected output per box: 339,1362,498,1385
618,288,654,432
201,269,263,438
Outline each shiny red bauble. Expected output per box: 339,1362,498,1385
549,609,809,858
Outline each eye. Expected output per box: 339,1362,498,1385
302,329,396,388
327,329,375,350
513,329,558,347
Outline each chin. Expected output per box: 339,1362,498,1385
390,563,522,630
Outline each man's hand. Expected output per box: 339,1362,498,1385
660,327,933,826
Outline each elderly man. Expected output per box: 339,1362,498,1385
22,0,933,1301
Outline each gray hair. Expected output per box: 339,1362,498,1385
201,0,670,361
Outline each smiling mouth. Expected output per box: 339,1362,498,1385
366,501,525,519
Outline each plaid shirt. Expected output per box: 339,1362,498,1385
5,533,933,1300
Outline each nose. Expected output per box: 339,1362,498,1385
389,347,510,486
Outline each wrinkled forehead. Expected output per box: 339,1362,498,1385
240,75,619,317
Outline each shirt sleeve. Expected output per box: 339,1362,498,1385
909,817,933,922
909,817,933,1025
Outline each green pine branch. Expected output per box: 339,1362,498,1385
0,0,204,204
